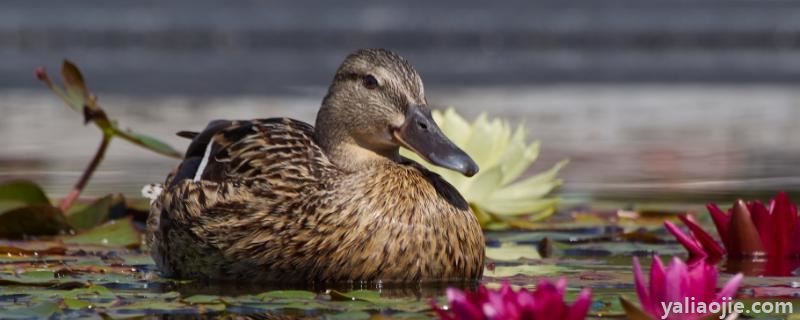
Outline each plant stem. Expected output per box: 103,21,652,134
58,134,112,212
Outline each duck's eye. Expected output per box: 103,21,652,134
363,75,379,89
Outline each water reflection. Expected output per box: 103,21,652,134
165,280,478,300
2,85,800,202
724,258,800,278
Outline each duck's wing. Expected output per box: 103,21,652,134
166,117,336,189
151,118,339,279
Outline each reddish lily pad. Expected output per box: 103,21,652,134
0,240,66,255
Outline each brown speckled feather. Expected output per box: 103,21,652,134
148,117,485,282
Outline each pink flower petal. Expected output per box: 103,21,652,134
748,201,775,257
649,256,667,317
484,291,517,320
516,288,536,317
687,260,716,303
714,273,744,303
707,203,732,248
664,257,690,304
771,192,797,257
555,278,568,296
680,215,726,257
531,280,566,319
632,257,651,313
566,288,593,320
447,288,484,320
665,221,707,258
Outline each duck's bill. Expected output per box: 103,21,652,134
393,107,479,177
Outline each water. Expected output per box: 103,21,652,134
2,84,800,203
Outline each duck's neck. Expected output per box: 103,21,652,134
314,104,400,172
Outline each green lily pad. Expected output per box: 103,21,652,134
483,264,567,278
67,194,126,231
62,217,141,248
0,204,68,239
0,181,50,206
329,290,381,302
486,243,542,261
0,302,63,319
258,290,317,300
63,298,92,309
329,310,371,319
184,295,222,304
0,270,58,286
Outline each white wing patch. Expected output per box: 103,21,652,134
194,141,214,182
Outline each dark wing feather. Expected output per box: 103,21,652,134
166,118,335,189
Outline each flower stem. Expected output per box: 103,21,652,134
58,134,112,212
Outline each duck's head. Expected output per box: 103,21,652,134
315,48,478,177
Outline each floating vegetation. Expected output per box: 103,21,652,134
0,62,179,241
0,205,795,318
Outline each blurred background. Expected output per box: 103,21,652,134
2,0,800,201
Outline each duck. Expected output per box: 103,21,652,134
146,48,485,283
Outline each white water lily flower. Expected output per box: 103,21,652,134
401,108,567,229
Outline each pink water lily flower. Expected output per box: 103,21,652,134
622,257,743,320
432,280,592,320
667,192,800,258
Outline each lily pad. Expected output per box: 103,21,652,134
329,290,381,302
486,243,542,261
62,217,141,248
183,294,222,304
258,290,317,300
0,181,50,206
483,264,567,278
67,194,126,231
0,240,66,255
0,301,63,319
0,205,68,239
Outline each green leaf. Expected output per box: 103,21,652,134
114,301,192,312
61,60,90,112
486,243,542,261
67,194,126,231
0,270,58,286
328,290,380,302
0,204,68,239
62,217,141,248
61,286,115,300
329,311,371,319
0,180,50,205
258,290,317,300
1,301,63,319
113,125,182,158
64,298,92,309
183,294,222,304
483,264,566,278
